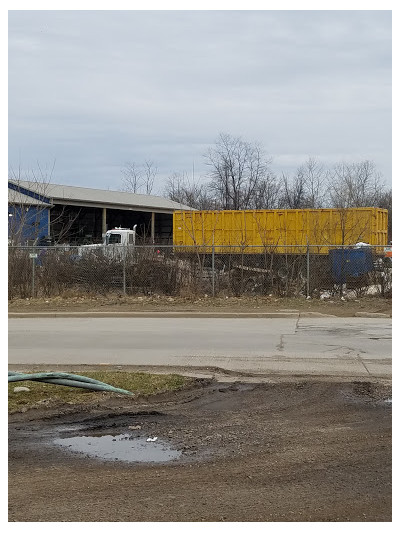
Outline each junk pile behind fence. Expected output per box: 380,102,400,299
8,244,392,300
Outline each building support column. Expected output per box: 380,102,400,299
102,207,107,235
151,212,155,243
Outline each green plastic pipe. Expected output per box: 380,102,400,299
8,371,133,396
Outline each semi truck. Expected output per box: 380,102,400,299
78,226,137,257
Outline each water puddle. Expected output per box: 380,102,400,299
53,433,182,463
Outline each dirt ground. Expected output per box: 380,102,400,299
9,378,392,522
8,294,392,316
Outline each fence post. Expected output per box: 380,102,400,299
122,248,126,295
28,250,38,298
32,255,35,298
211,242,215,297
306,240,310,298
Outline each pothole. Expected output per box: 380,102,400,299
53,433,182,463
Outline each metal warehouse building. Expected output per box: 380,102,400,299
8,180,193,245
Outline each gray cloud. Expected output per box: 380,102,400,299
8,10,392,192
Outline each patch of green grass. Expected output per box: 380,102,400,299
8,371,192,413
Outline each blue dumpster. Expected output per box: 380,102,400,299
329,248,374,285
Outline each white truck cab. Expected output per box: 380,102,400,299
103,226,137,246
78,226,137,257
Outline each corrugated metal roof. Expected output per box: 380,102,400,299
9,180,194,212
8,188,51,207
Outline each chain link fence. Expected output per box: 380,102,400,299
8,244,392,300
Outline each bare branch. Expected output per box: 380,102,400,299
205,133,275,210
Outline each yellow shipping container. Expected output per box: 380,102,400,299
173,208,388,254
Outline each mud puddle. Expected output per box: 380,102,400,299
53,433,181,463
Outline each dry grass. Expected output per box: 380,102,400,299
8,371,192,413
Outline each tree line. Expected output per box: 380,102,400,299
167,133,390,209
122,133,391,237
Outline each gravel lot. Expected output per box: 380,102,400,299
8,378,392,522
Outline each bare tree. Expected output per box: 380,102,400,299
329,160,383,208
8,162,57,245
121,162,142,193
279,171,308,209
300,157,327,208
252,171,281,209
121,160,157,194
206,133,273,210
164,172,215,210
279,157,327,209
8,162,79,245
142,160,157,195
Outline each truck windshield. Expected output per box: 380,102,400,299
106,233,122,244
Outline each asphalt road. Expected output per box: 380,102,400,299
8,316,391,378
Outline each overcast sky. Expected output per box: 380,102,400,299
8,9,392,194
